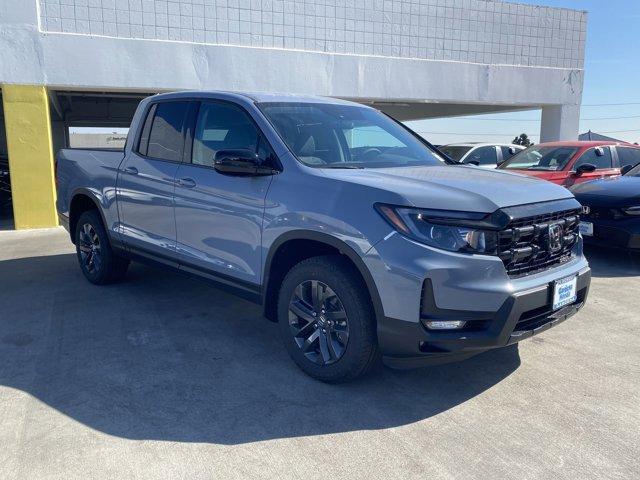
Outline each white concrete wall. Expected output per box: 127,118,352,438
38,0,586,69
69,132,127,148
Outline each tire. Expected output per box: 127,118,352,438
277,255,379,383
74,210,129,285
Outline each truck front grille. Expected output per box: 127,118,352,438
497,208,581,278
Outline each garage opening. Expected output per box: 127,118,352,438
0,89,13,230
49,90,156,152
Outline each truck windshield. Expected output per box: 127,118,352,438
258,102,445,168
500,146,579,171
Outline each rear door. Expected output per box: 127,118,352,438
173,100,277,287
117,100,190,260
564,146,618,186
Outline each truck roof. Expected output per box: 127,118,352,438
149,90,364,107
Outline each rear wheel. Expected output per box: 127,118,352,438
278,256,378,383
75,210,129,285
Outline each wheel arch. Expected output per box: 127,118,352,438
68,189,107,243
262,230,384,324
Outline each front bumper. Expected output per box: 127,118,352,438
364,229,591,368
379,267,590,368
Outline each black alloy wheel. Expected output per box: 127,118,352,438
78,222,102,275
288,280,350,365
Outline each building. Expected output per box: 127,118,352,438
69,133,128,149
0,0,587,229
578,130,625,143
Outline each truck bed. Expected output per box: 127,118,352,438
55,148,125,227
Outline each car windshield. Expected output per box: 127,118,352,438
500,146,579,171
439,145,473,162
258,102,445,168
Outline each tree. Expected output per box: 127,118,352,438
512,133,534,147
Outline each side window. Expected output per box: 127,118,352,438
192,102,260,167
501,146,518,161
574,147,612,170
617,147,640,169
137,104,156,156
143,101,189,161
466,146,498,165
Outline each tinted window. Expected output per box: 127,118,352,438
144,102,189,161
465,146,498,165
573,147,612,170
500,146,520,161
500,146,579,171
259,102,444,168
439,145,473,162
617,147,640,169
137,104,156,155
192,102,261,167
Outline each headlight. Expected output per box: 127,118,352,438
623,206,640,216
375,204,498,254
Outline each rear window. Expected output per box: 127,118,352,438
138,101,189,161
500,146,579,171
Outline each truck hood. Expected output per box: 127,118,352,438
320,165,574,213
571,176,640,207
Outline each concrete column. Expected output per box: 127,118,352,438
540,104,580,143
2,84,58,229
51,120,68,155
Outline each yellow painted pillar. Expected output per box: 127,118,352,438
1,84,58,229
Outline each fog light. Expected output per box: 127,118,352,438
424,320,467,330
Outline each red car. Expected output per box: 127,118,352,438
497,141,640,187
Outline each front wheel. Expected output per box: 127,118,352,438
75,210,129,285
277,255,379,383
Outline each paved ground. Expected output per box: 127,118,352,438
0,227,638,480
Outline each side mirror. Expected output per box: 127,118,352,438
574,163,597,175
621,164,634,175
214,149,279,176
508,147,517,155
595,147,605,157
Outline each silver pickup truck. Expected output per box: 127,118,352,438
56,91,591,382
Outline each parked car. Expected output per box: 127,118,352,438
0,155,10,208
55,91,591,383
571,157,640,252
498,141,639,187
439,143,524,168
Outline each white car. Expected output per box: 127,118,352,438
439,143,525,168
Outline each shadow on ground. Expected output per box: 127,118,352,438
0,253,520,445
584,245,640,278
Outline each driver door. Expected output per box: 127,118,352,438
173,100,276,286
564,146,618,186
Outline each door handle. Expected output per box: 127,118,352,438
177,177,196,188
123,166,138,175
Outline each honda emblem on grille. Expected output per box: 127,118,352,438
547,223,564,253
582,206,591,215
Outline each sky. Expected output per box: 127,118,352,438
406,0,640,145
